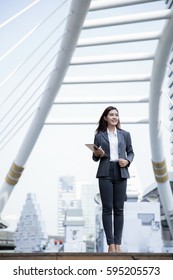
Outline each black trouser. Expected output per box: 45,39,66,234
99,161,127,245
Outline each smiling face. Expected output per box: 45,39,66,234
104,109,119,128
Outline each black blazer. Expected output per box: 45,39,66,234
92,129,134,179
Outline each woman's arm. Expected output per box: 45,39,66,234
125,131,135,165
92,133,105,161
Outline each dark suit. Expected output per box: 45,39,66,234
92,129,134,246
93,129,134,178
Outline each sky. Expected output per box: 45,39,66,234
0,0,172,235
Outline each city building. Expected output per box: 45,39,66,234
57,176,79,237
80,181,99,241
63,208,86,252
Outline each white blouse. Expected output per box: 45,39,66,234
107,128,119,161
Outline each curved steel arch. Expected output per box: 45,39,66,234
149,10,173,237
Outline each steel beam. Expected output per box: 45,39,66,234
77,31,161,47
70,52,154,65
149,10,173,237
83,10,171,29
53,96,149,104
63,74,150,84
45,118,149,125
90,0,161,11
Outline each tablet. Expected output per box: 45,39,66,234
85,144,108,157
85,144,98,152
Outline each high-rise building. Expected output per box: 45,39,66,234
57,176,80,237
57,175,98,243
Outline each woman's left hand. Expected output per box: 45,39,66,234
118,158,129,167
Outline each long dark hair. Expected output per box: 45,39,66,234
96,106,121,133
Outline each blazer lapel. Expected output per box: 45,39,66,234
117,129,123,149
101,131,109,143
101,130,123,146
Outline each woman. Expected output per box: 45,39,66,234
92,106,134,253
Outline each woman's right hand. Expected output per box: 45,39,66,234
93,146,105,157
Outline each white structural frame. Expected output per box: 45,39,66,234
90,0,161,11
45,118,149,125
63,74,150,84
83,10,171,29
70,52,154,65
77,31,161,47
149,9,173,237
53,96,149,104
0,0,92,214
